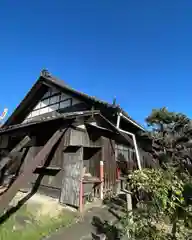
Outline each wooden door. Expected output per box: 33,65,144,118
60,146,83,207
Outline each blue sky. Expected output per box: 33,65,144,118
0,0,192,127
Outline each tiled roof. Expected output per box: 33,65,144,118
41,70,144,131
3,69,144,131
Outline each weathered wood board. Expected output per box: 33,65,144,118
0,129,65,214
102,137,116,195
0,136,31,171
60,146,83,207
70,127,101,147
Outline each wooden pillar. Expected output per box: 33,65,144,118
121,188,133,239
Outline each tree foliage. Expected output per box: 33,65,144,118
123,168,191,239
121,108,192,240
143,107,192,175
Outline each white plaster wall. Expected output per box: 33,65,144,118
24,87,82,122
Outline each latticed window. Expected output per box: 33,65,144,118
115,143,137,171
25,88,73,121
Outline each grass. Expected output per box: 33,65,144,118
0,205,76,240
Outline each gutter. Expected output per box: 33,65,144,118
117,113,142,170
119,112,145,132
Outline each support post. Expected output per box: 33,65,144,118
0,136,31,171
0,129,65,215
100,160,104,200
121,189,133,239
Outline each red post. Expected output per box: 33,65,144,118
116,166,120,180
100,161,104,200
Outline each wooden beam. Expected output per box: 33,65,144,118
85,122,114,133
98,114,134,146
0,136,31,171
0,129,65,214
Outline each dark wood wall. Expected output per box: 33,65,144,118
20,127,71,197
17,126,103,205
115,143,137,174
102,137,116,196
0,120,126,206
70,127,101,147
83,147,101,178
70,126,102,178
0,135,9,149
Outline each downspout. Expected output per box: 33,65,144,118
116,113,142,170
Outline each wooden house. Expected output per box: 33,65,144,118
0,70,153,211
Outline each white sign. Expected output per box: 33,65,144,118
0,108,8,120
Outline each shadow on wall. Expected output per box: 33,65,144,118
0,137,61,225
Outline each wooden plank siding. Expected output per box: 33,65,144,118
83,147,101,178
21,127,72,194
115,143,137,173
20,146,43,191
115,143,157,173
0,135,9,149
0,136,31,172
102,137,116,197
70,127,101,147
0,129,65,214
30,128,71,192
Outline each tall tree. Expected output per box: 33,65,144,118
143,107,192,175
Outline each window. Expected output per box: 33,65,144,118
24,88,75,122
